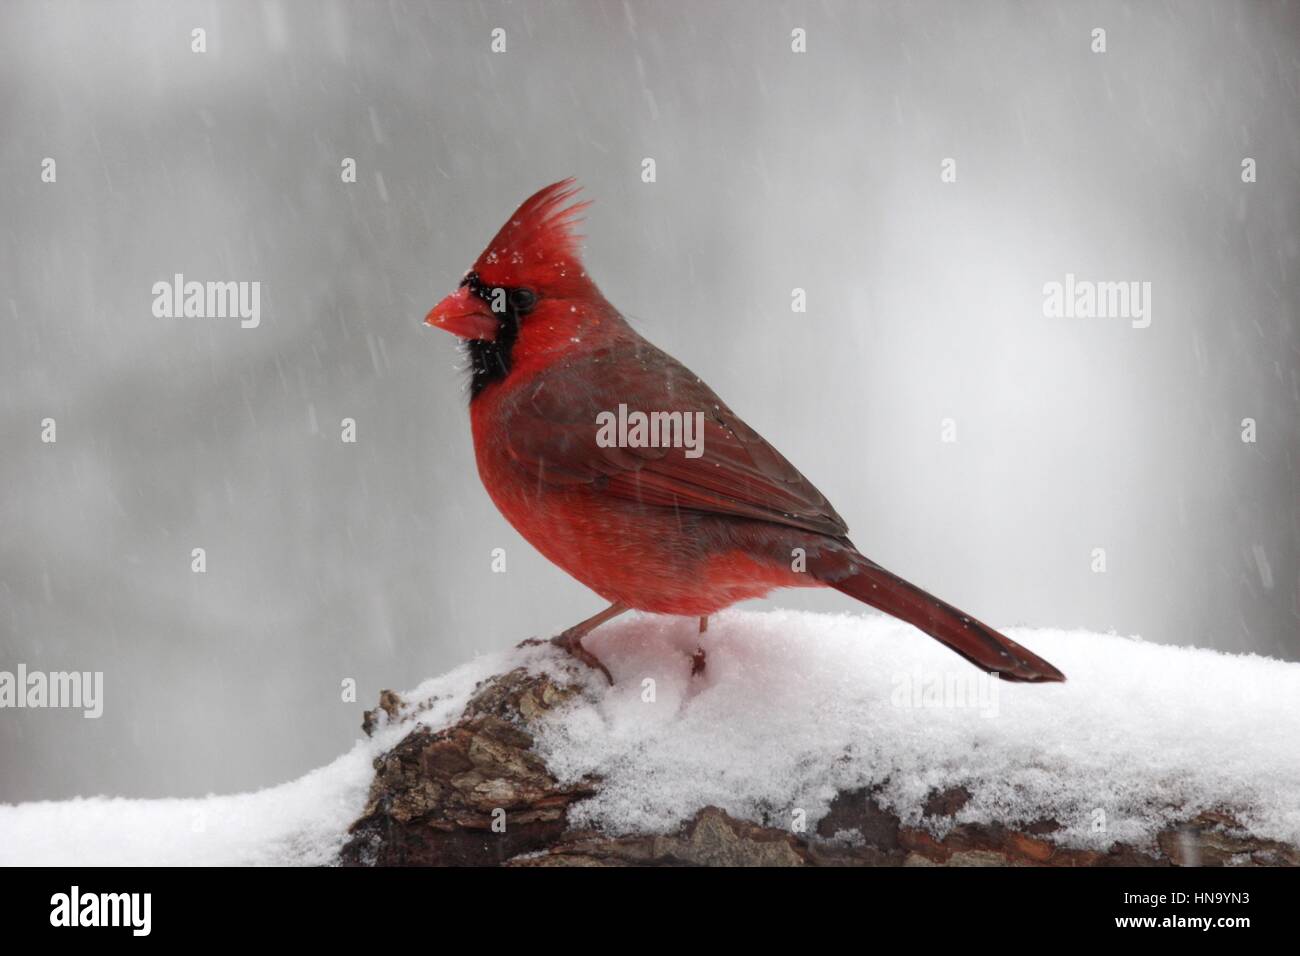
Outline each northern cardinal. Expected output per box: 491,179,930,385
425,180,1064,684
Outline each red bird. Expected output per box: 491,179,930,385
425,180,1064,684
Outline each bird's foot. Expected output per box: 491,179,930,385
551,628,614,685
692,616,709,675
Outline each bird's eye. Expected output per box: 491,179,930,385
509,288,538,313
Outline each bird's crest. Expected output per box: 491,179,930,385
472,179,592,289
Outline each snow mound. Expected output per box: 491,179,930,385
0,651,510,866
2,610,1296,864
537,610,1300,849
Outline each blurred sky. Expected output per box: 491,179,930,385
1,0,1297,801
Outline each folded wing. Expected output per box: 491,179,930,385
499,340,849,538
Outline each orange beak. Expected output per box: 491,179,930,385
424,286,499,341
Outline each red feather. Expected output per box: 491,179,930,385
472,179,592,291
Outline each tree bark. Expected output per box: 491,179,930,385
341,664,1299,867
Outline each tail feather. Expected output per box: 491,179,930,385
817,554,1065,683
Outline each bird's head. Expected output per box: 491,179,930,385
424,178,596,344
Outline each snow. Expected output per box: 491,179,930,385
0,651,511,867
539,611,1300,849
2,610,1297,864
0,747,375,867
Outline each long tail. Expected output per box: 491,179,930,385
813,552,1065,683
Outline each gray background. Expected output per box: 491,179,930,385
1,0,1297,802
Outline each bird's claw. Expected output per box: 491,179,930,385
551,630,614,685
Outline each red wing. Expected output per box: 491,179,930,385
498,341,849,538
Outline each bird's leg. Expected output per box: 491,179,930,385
551,602,628,684
692,616,709,676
